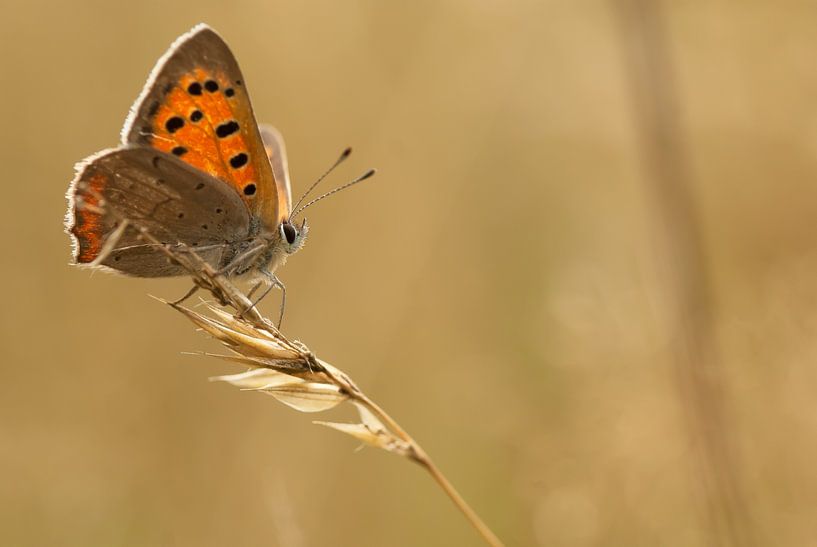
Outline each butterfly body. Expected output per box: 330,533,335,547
66,24,306,288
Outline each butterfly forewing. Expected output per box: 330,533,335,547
121,25,280,227
67,147,251,276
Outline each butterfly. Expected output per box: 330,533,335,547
65,24,373,318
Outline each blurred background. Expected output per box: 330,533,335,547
2,1,816,545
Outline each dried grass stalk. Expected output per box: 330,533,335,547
171,295,503,546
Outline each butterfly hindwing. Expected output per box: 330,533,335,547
121,24,280,227
259,124,292,219
67,147,251,277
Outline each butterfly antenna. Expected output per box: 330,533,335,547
292,169,377,218
290,147,352,215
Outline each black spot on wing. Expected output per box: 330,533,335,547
229,153,248,169
216,121,239,138
165,117,184,133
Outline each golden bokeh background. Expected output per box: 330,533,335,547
2,1,817,545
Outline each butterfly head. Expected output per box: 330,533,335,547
279,218,308,255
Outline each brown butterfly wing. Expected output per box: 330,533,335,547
66,147,250,277
259,124,292,218
121,24,281,227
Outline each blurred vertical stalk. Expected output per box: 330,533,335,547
615,1,755,546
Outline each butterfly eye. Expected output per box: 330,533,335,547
281,222,297,245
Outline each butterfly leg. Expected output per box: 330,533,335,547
246,269,286,329
246,280,264,300
170,284,200,305
273,275,286,330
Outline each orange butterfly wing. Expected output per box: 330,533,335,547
121,24,288,227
